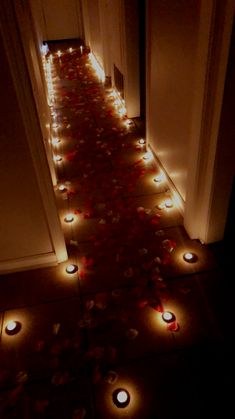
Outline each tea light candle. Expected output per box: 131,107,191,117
183,252,198,263
154,173,164,183
58,184,67,192
165,198,173,208
112,388,130,408
52,137,60,145
162,311,176,323
5,320,21,335
64,213,74,223
54,155,62,162
66,264,78,274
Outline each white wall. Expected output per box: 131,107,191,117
82,0,140,117
147,0,234,243
0,0,67,273
89,0,103,65
29,0,47,41
184,0,235,243
0,34,53,262
20,0,57,186
146,0,200,201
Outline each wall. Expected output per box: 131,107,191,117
183,0,234,243
19,0,57,186
88,0,103,66
0,34,53,263
29,0,47,41
0,0,67,273
31,0,84,41
146,0,200,201
209,22,235,242
82,0,140,117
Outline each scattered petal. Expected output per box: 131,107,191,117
167,321,180,332
53,323,61,335
138,248,148,255
16,371,28,384
126,328,139,339
124,267,134,278
104,370,118,384
72,408,87,419
99,218,106,224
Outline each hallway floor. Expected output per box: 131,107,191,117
0,41,233,418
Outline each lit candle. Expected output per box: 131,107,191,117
5,320,21,335
112,388,130,408
52,137,61,145
57,50,62,58
117,391,128,403
58,184,67,192
69,47,73,53
165,198,173,208
154,173,163,183
80,45,83,54
162,311,175,323
139,138,145,145
143,151,152,161
54,155,62,162
6,321,17,331
66,264,78,274
64,213,74,223
183,252,198,263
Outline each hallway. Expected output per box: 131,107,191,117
0,40,233,418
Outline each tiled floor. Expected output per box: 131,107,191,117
0,40,233,418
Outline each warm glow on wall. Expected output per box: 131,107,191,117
88,52,105,82
108,87,127,118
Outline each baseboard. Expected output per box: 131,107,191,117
0,252,58,275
